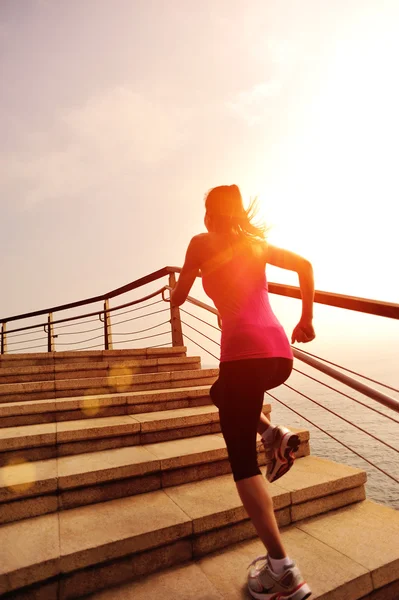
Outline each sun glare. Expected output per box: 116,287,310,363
255,18,399,300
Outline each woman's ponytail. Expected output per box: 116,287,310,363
205,185,267,240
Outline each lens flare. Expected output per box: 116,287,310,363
80,395,101,417
1,457,36,493
108,365,135,393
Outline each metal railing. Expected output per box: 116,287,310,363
167,284,399,484
166,287,399,487
1,266,398,489
1,266,398,355
161,285,399,411
0,268,184,354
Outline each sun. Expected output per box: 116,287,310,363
253,19,399,300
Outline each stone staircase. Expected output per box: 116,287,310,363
0,347,397,600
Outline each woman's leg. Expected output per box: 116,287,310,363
236,475,286,558
214,360,287,558
236,359,295,556
257,411,272,436
215,360,310,597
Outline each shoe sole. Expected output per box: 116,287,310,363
248,581,312,599
267,433,300,483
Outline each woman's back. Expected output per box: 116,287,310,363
199,233,293,362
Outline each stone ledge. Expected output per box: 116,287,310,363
0,370,218,403
0,385,213,425
101,502,398,600
0,347,187,367
0,429,306,519
0,356,201,386
13,500,396,600
0,458,369,594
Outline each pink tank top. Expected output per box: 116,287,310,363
201,244,293,363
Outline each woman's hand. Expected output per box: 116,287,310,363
291,320,316,344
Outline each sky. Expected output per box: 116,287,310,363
1,0,398,333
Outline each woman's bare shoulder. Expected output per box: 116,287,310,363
188,233,223,267
190,232,213,249
186,233,212,259
191,232,210,242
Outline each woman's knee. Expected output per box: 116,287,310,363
233,463,262,482
224,434,260,482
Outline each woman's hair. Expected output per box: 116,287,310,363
204,185,267,240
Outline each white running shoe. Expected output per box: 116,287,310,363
248,554,312,600
262,426,300,483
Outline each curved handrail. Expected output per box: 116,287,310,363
2,266,399,324
0,267,178,324
267,282,399,319
162,288,221,327
5,288,167,335
290,347,399,394
172,267,399,320
178,298,399,485
163,286,399,415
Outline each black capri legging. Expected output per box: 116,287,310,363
210,357,293,482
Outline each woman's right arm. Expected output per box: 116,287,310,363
265,243,316,343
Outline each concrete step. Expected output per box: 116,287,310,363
0,403,271,463
0,356,201,385
0,367,219,403
0,457,371,599
84,499,399,600
0,385,213,428
0,425,308,523
0,347,187,369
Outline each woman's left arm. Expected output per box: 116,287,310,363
170,236,202,306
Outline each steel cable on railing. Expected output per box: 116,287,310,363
11,314,170,352
180,316,398,428
112,320,171,336
283,382,399,455
148,341,171,347
7,336,46,346
4,302,168,342
293,367,399,425
267,390,399,485
55,321,169,345
50,305,168,338
56,334,104,346
180,320,221,346
180,308,221,333
112,331,171,345
75,342,104,351
146,341,173,349
6,329,50,339
111,308,170,328
55,325,104,336
11,343,48,352
179,317,397,426
110,299,164,318
54,317,101,330
178,318,399,476
292,347,399,394
181,333,220,361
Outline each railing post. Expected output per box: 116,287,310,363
47,313,54,352
104,299,113,350
1,323,7,354
168,273,184,347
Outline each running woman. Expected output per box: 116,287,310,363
171,184,315,600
